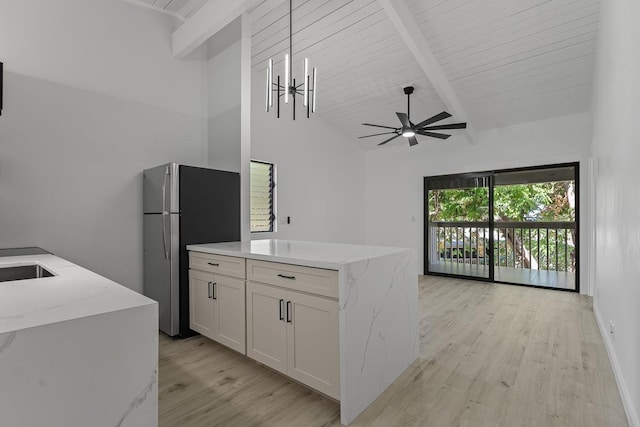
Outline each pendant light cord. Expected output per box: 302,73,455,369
290,0,294,88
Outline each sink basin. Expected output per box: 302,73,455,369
0,264,54,282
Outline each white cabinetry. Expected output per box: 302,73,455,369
189,253,246,354
187,240,418,426
189,269,215,337
245,282,287,372
246,260,340,400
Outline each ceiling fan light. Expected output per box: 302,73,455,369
362,86,463,147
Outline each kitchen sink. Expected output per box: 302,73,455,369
0,264,54,282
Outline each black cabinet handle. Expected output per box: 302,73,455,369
278,274,296,280
207,262,220,266
286,301,292,323
212,282,217,300
279,299,284,321
207,282,212,299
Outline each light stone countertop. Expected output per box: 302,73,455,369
187,239,411,270
0,254,156,335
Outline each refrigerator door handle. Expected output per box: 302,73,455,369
162,166,170,259
161,213,168,260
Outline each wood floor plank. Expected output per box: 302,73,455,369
158,275,628,427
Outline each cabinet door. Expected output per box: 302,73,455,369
246,282,287,373
213,274,246,354
286,291,340,400
189,269,214,338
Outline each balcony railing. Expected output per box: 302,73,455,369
429,221,576,273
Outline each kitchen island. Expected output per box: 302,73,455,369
0,250,158,427
187,239,418,425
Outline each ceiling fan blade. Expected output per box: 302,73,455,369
378,135,401,146
362,123,398,130
396,112,411,128
417,130,451,140
420,122,467,131
415,111,452,128
358,131,397,139
408,136,419,146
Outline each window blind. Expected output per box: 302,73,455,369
250,160,274,232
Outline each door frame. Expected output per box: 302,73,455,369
424,161,580,293
423,171,495,283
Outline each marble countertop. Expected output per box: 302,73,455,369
187,239,411,270
0,247,50,257
0,254,156,335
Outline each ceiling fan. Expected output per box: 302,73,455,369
360,86,467,146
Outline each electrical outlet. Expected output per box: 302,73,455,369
609,321,615,340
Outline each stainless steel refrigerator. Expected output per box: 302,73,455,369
143,163,240,337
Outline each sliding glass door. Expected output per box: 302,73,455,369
424,163,579,291
492,165,577,290
425,173,492,280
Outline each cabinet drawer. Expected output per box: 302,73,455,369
247,259,338,299
189,251,246,279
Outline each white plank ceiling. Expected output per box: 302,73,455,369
250,0,447,149
406,0,601,131
249,0,601,148
130,0,602,148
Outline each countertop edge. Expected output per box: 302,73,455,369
0,254,157,335
186,241,414,270
0,300,157,336
186,245,344,270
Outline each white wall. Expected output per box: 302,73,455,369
250,71,366,244
590,0,640,424
0,0,203,118
364,112,592,293
0,0,206,292
207,39,241,172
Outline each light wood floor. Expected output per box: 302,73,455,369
159,276,628,427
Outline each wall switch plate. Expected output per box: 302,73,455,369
278,216,291,225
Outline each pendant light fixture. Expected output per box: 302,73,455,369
265,0,317,119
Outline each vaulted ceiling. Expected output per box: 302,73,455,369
133,0,602,149
131,0,209,19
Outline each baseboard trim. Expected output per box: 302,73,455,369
594,303,639,427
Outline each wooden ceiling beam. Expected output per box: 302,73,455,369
378,0,476,143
